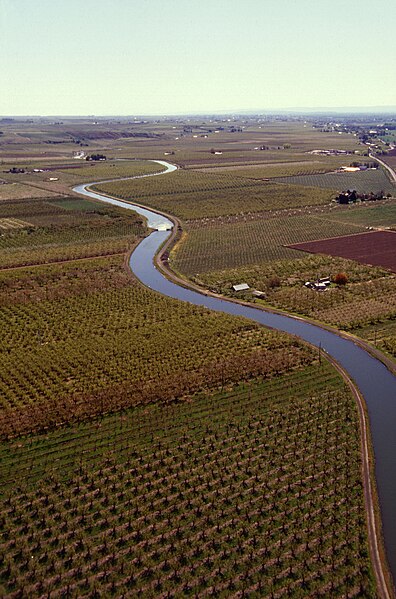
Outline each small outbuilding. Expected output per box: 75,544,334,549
313,282,327,291
318,277,331,286
232,283,250,292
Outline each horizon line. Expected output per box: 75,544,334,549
1,106,396,119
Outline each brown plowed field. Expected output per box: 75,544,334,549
288,230,396,272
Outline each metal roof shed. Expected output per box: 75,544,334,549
232,283,250,292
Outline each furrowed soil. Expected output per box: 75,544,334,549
288,230,396,273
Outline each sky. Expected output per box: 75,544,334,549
1,0,396,116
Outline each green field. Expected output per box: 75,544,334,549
273,168,395,195
57,159,167,182
173,214,366,275
0,251,316,438
0,196,146,268
0,362,376,597
315,200,396,228
0,116,391,597
95,172,335,219
199,155,368,179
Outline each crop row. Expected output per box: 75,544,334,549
314,199,396,228
0,197,146,268
357,321,396,358
96,177,334,220
0,255,132,306
0,198,67,218
196,255,396,330
0,221,144,250
0,362,343,487
172,213,366,274
0,195,145,224
0,236,138,269
273,168,395,195
58,159,166,182
0,364,376,597
0,256,315,436
271,281,396,330
202,155,358,180
94,168,265,197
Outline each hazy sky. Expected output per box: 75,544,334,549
2,0,396,115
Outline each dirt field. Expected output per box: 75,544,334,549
288,230,396,272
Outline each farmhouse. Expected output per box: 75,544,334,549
304,277,331,291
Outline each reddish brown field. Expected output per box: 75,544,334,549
288,230,396,272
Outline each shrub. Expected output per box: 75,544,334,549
266,275,281,289
333,272,348,286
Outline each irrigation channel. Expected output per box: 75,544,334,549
74,160,396,595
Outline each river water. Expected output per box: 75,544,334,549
74,161,396,585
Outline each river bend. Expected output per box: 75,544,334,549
74,160,396,587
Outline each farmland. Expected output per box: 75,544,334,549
273,168,395,195
196,255,396,333
0,160,166,198
357,320,396,357
199,155,367,179
289,231,396,273
162,153,395,345
380,150,396,173
175,209,396,338
1,250,317,438
58,159,167,182
0,115,394,597
0,196,147,268
0,182,60,201
0,362,376,597
96,174,335,219
172,214,367,274
314,200,396,228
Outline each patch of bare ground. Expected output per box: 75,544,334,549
289,230,396,273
